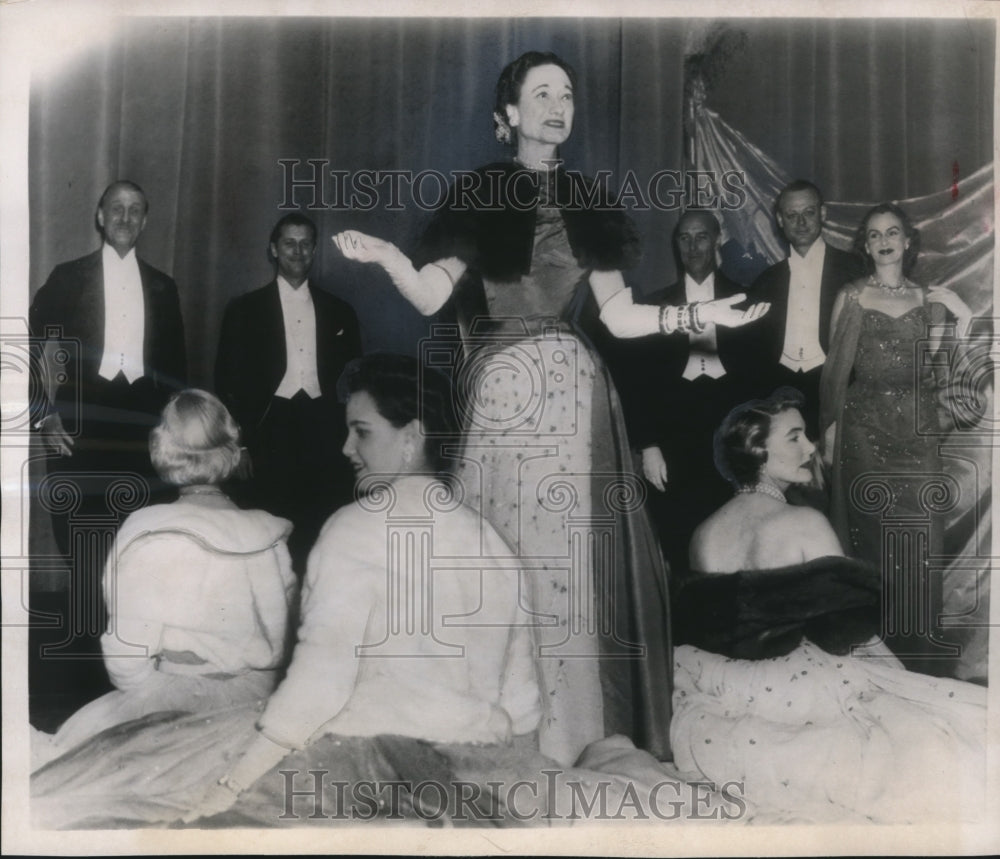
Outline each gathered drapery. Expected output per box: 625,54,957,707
29,17,992,384
25,16,995,616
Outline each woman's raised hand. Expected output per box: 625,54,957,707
700,294,771,329
332,231,454,316
332,230,396,265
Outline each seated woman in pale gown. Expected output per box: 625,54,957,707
32,389,296,768
32,356,542,828
671,388,987,823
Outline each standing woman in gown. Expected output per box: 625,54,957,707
819,203,975,669
333,51,767,765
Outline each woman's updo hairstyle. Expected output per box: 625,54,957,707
493,51,578,145
714,387,806,488
149,389,243,486
340,353,457,476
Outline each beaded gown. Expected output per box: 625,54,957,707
821,285,956,670
670,557,987,823
429,169,672,766
838,302,940,562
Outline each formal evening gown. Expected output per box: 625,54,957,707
444,173,671,765
838,304,940,561
822,290,960,671
670,558,987,823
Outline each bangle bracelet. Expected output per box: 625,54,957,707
690,302,705,334
659,304,678,335
677,304,690,334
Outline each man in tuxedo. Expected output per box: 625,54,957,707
32,180,188,502
29,180,187,717
747,180,864,437
216,212,361,572
610,210,753,575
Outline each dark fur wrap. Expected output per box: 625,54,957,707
413,162,641,280
673,556,883,660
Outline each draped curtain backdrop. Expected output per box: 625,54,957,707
26,17,995,590
29,17,992,386
695,18,994,202
29,17,687,387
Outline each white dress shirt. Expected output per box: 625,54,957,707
98,244,146,383
781,240,827,373
682,272,727,381
274,276,322,399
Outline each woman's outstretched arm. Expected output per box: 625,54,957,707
333,230,465,316
589,270,770,338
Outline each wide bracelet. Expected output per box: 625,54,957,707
658,304,679,335
689,302,706,334
658,304,669,334
676,303,691,334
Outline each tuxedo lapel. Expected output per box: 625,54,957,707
260,281,287,394
77,250,106,367
774,259,793,329
138,259,159,375
310,285,355,397
818,246,858,352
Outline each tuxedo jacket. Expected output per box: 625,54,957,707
608,270,751,452
215,280,361,434
29,247,187,423
748,242,864,368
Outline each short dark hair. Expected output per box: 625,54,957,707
341,353,456,475
714,387,807,487
269,212,318,250
852,202,921,277
675,209,721,239
97,180,149,214
775,179,824,214
493,51,578,147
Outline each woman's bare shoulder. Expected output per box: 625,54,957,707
689,501,752,572
771,504,843,557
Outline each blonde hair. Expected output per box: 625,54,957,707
149,389,242,485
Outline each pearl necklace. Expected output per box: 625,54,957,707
869,273,912,296
514,155,558,172
736,482,787,503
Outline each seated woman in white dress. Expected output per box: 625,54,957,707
671,388,987,823
32,356,541,828
33,389,296,767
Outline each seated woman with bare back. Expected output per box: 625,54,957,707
670,388,987,824
689,399,839,573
